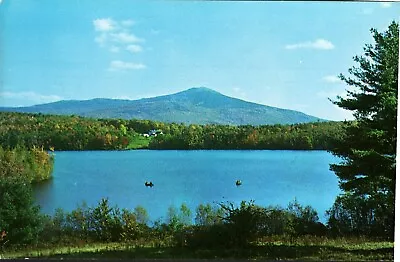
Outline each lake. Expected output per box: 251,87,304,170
33,150,341,224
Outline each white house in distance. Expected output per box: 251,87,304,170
143,129,163,137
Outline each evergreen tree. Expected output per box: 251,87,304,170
328,21,398,238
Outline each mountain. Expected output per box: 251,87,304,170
0,87,323,125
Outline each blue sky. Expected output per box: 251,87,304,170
0,0,398,121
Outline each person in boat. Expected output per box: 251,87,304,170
236,180,242,186
145,181,154,187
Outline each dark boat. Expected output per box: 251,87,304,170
145,181,154,187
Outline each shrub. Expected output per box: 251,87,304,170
0,177,44,246
89,198,123,242
287,199,326,236
262,206,294,236
218,200,270,247
326,193,394,239
64,202,92,241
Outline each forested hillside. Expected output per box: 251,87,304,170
149,121,344,150
0,87,323,125
0,112,344,151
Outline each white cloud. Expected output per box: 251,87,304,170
93,18,116,32
93,18,144,48
381,2,392,8
285,39,335,50
126,44,143,53
108,60,146,71
93,18,147,70
323,75,341,83
110,32,144,43
0,91,62,104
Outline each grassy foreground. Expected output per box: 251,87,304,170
1,238,394,261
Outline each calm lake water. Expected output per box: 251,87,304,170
33,150,341,223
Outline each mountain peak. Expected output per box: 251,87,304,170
184,87,219,93
0,87,323,125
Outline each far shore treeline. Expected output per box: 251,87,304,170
0,111,344,151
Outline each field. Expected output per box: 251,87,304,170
126,134,151,149
1,237,394,261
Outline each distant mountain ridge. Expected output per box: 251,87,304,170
0,87,323,125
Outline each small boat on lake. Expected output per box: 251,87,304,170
145,181,154,187
236,180,242,186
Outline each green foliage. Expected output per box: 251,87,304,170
326,193,393,238
34,199,328,250
219,200,270,247
89,198,123,242
64,202,92,241
329,21,398,239
195,203,223,226
0,177,43,245
38,208,68,244
1,237,394,260
120,208,147,242
0,112,139,150
39,200,152,245
187,200,326,249
150,121,344,150
0,146,54,246
133,206,149,225
0,112,343,151
3,196,381,252
287,199,326,237
260,207,292,236
0,146,54,183
162,204,193,246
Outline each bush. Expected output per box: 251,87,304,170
262,206,293,236
120,208,141,242
326,193,394,240
88,198,121,242
187,200,327,248
186,223,230,248
64,202,92,241
287,200,327,236
38,208,69,244
219,201,271,247
0,177,44,246
39,199,153,245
